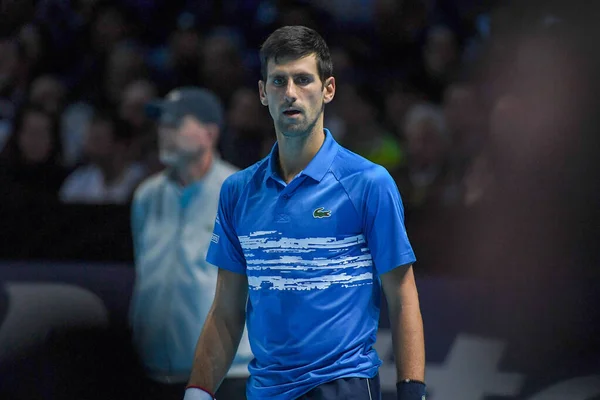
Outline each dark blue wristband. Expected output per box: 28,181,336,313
396,379,427,400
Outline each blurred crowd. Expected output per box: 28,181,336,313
1,0,598,276
0,0,501,212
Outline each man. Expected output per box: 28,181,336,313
59,110,145,204
184,26,427,400
130,87,252,400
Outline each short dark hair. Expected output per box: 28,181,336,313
260,26,333,84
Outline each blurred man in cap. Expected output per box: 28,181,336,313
129,87,252,400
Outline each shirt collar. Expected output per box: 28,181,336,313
264,128,339,184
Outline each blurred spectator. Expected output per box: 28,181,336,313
221,86,274,169
410,25,462,103
276,0,324,31
200,29,250,105
72,0,101,23
322,45,363,138
251,0,330,48
89,1,132,55
119,80,158,137
166,12,201,81
442,81,487,180
146,11,202,93
372,0,429,72
0,38,21,150
104,41,148,108
329,45,357,83
118,79,162,174
313,0,374,29
0,37,27,115
69,1,134,104
17,22,54,77
383,80,426,139
462,149,494,207
59,110,145,204
335,83,406,177
130,87,249,399
60,102,95,168
0,105,68,204
396,102,459,210
28,74,67,115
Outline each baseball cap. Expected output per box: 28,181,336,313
145,86,224,128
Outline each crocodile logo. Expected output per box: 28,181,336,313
313,207,331,218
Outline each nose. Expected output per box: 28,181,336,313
284,80,297,103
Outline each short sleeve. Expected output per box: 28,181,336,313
363,167,416,275
206,178,247,274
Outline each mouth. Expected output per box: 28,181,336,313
282,109,302,117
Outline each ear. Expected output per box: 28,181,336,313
323,76,336,104
258,80,268,106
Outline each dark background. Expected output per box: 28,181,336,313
1,0,599,399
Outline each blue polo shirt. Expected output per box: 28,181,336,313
207,129,416,400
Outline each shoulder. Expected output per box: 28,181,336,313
132,171,168,203
62,165,99,187
125,162,147,180
65,165,97,179
220,157,268,203
211,158,240,185
215,158,239,175
331,146,394,187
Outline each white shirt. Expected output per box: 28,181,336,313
59,163,146,204
129,158,252,382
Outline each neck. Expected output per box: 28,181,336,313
276,123,325,184
173,151,213,187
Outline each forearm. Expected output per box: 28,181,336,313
390,302,425,382
187,306,245,392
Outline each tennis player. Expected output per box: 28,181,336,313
184,26,427,400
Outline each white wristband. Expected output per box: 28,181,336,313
183,387,214,400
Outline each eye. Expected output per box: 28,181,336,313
272,77,285,86
296,76,311,85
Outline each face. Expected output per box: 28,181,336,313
83,120,117,164
229,87,268,134
158,115,217,167
336,84,375,126
17,111,53,164
201,36,243,94
259,54,335,138
385,89,421,130
406,120,446,167
443,84,478,134
105,45,145,104
425,29,458,74
171,30,200,62
93,7,126,51
119,82,155,128
30,76,66,114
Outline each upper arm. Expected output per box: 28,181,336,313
213,268,248,320
206,178,247,274
380,264,419,312
360,167,416,275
